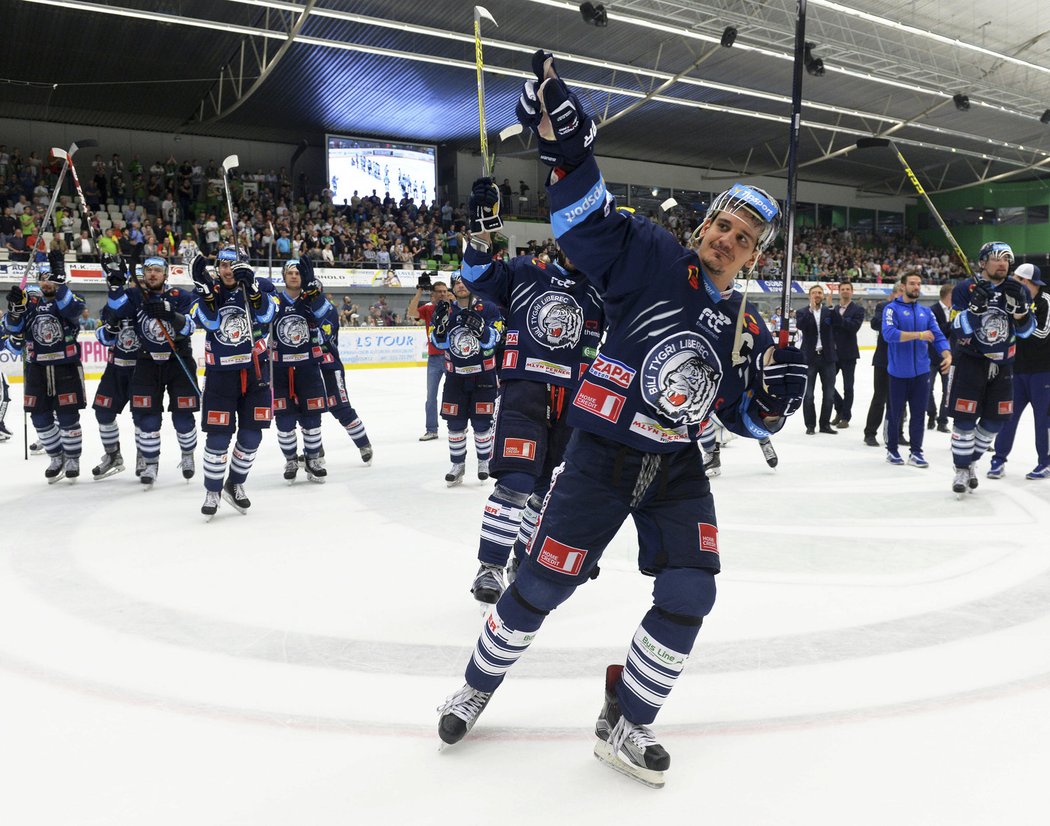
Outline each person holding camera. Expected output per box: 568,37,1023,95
408,272,451,441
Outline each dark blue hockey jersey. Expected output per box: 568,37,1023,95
547,156,781,452
316,302,344,372
107,284,195,362
272,289,328,363
2,285,85,364
192,279,277,371
461,249,603,387
96,305,143,368
950,276,1034,362
430,299,502,376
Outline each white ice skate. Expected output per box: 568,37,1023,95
178,451,195,481
62,455,80,483
305,456,327,484
283,458,299,484
477,459,490,481
201,490,221,521
593,665,669,789
445,462,465,487
92,450,125,480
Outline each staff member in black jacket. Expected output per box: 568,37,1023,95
926,283,953,432
797,284,841,434
830,281,865,429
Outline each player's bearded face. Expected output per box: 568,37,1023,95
983,257,1009,281
696,212,759,280
218,262,236,287
144,267,165,290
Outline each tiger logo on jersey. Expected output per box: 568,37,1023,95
140,317,175,346
528,292,583,350
275,314,310,348
214,305,252,346
975,307,1010,348
116,323,141,352
30,314,64,347
449,327,481,360
641,332,721,425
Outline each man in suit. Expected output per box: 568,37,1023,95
796,284,841,434
926,283,953,432
830,281,865,428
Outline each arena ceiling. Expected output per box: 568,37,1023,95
5,0,1050,196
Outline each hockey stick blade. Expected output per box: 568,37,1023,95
474,5,497,25
71,138,98,153
660,198,678,212
499,124,523,141
855,137,891,150
51,147,68,161
222,154,240,172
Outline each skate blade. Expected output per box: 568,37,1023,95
306,475,326,484
92,466,126,480
221,491,248,514
202,511,217,522
593,741,665,789
446,479,463,488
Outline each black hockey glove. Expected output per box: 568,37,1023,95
416,271,432,291
46,250,67,284
190,255,214,299
967,279,996,314
432,300,452,340
101,253,128,292
233,262,258,293
460,309,486,339
1001,277,1030,316
6,285,26,315
469,177,503,234
297,255,317,290
761,346,807,411
143,297,176,323
530,51,596,170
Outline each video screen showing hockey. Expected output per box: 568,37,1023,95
326,135,436,206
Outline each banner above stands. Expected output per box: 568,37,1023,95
0,262,426,289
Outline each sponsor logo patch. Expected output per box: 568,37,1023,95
536,536,588,576
590,354,636,389
307,397,325,410
502,350,518,370
503,437,536,460
206,410,231,426
328,394,338,407
687,264,700,290
629,412,689,444
572,380,626,423
441,402,460,415
998,401,1013,415
699,523,719,554
254,407,272,421
273,398,287,411
132,394,151,408
24,394,37,408
505,331,519,345
524,357,572,380
58,392,78,406
475,402,494,415
94,394,112,408
177,396,196,409
955,398,977,414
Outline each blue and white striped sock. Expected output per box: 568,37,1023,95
136,427,161,461
302,426,323,458
464,598,544,693
203,449,228,492
36,422,61,456
60,426,82,458
448,430,467,464
478,486,528,567
973,424,996,464
228,441,259,484
176,426,197,453
952,425,976,468
343,416,369,449
474,428,493,461
98,421,120,452
277,428,298,459
617,622,691,726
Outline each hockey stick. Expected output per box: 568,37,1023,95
854,137,973,277
220,154,263,378
473,6,498,176
777,0,807,349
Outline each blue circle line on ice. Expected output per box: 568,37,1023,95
8,534,1050,679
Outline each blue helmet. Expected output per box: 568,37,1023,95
978,241,1014,265
696,183,782,253
142,256,166,270
282,258,300,274
216,246,239,263
36,262,51,278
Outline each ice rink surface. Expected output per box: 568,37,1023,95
2,361,1048,825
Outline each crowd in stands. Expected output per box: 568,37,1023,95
2,141,964,286
0,142,473,272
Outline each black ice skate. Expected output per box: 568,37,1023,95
222,478,251,514
44,455,64,483
62,455,80,482
30,441,45,455
92,450,125,480
140,461,158,488
201,490,221,520
477,459,490,481
360,444,373,465
471,563,505,608
437,684,493,747
593,664,670,789
283,458,299,483
952,467,969,497
304,456,327,483
759,437,778,468
179,451,195,481
703,445,721,477
445,462,465,487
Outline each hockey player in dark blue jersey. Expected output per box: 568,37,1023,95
89,299,142,479
105,255,199,486
429,274,502,487
272,257,331,484
190,246,277,518
314,297,374,468
438,52,806,788
947,241,1034,495
459,193,604,608
3,257,87,482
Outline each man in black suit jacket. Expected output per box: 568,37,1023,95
927,283,953,432
830,281,865,428
796,284,841,434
